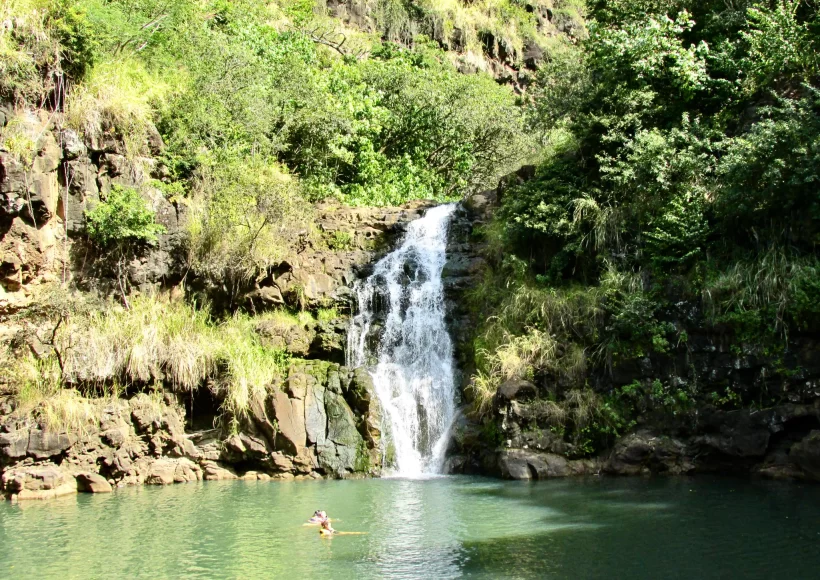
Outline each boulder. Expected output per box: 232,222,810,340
174,458,203,483
790,431,820,480
145,458,202,485
76,472,113,493
145,459,177,485
272,390,307,456
0,430,29,460
2,464,77,500
606,432,693,475
27,430,78,459
498,449,572,480
304,379,328,447
270,452,295,472
496,379,537,404
319,389,363,476
201,460,238,481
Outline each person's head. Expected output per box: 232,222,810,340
313,510,322,517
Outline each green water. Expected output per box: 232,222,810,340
1,476,819,579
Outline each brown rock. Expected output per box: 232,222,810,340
498,449,573,480
201,460,239,481
791,430,820,480
272,390,307,456
27,430,78,459
2,464,77,500
76,472,113,493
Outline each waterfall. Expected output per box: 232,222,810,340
347,204,457,477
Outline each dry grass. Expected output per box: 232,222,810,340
468,327,558,418
3,351,115,434
466,261,641,418
65,58,169,157
6,295,293,422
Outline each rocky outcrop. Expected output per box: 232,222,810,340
496,449,599,480
0,109,186,315
455,382,820,481
0,360,382,499
241,361,382,478
322,1,586,91
2,463,78,500
75,472,112,493
248,200,437,312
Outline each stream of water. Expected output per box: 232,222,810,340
348,204,458,476
2,476,819,579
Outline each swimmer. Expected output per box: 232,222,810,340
307,510,327,524
319,517,336,536
318,515,367,537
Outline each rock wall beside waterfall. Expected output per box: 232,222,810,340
0,107,448,498
441,170,820,484
1,362,382,499
0,107,439,318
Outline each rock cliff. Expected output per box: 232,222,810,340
1,362,381,500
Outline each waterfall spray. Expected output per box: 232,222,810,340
348,204,457,477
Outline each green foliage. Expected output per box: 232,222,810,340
742,0,818,92
472,0,820,451
326,231,354,251
279,50,525,205
85,185,165,248
187,155,308,291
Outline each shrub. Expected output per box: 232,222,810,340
187,155,309,296
85,185,165,248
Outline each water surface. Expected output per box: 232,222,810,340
1,476,819,579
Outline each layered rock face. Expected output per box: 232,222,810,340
455,385,820,482
0,109,186,315
322,0,586,91
247,200,437,313
0,362,381,500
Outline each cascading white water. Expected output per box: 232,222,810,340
347,204,457,477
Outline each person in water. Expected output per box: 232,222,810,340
319,516,336,536
307,510,328,524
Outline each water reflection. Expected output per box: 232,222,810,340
368,478,461,579
2,476,820,579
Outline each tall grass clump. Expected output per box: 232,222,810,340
215,313,291,417
65,58,168,156
2,349,116,434
703,249,820,334
466,259,643,419
38,295,293,420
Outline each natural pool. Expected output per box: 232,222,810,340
1,475,819,579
